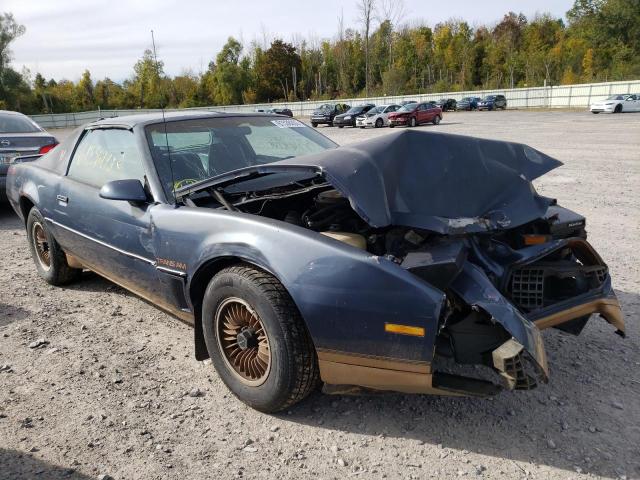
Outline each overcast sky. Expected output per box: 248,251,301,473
6,0,574,82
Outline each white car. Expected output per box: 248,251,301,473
355,104,401,128
590,94,640,114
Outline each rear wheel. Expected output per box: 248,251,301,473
311,122,318,128
592,111,600,114
202,265,319,412
26,207,81,285
433,115,441,125
375,118,383,128
409,117,417,127
338,125,344,128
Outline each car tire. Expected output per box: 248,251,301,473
389,124,395,128
26,207,82,286
614,104,622,113
360,126,365,129
311,122,317,128
338,125,343,128
432,115,441,125
375,118,383,128
202,264,319,413
592,111,599,114
409,117,417,127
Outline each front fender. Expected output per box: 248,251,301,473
152,205,445,365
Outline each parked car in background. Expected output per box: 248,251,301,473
7,110,625,412
355,104,401,128
435,98,457,111
333,104,375,128
267,108,293,117
388,102,442,127
457,97,481,111
590,94,640,114
1,110,57,202
478,95,507,111
310,103,350,127
399,100,417,106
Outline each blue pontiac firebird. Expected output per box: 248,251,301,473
6,111,624,412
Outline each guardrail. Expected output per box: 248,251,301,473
29,79,640,129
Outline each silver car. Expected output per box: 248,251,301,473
355,104,401,128
0,110,58,201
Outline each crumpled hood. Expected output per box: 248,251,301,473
179,130,562,234
285,130,561,234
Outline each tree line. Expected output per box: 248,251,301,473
0,0,638,115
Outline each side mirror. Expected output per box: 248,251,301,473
99,179,148,203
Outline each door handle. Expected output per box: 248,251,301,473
56,195,68,204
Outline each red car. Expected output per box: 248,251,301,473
388,102,442,127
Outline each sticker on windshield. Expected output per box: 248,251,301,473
271,119,306,128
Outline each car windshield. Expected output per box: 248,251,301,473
461,97,472,102
368,106,384,114
397,104,416,112
317,104,332,111
605,95,625,100
483,96,496,101
0,113,41,133
146,116,337,199
346,106,367,114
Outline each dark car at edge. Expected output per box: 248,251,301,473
435,98,457,111
478,94,507,111
6,111,625,413
310,103,349,127
457,96,481,111
332,104,375,128
1,110,57,201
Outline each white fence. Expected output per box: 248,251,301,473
29,79,640,129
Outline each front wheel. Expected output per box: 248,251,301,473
311,122,318,128
614,104,622,113
338,125,344,128
26,207,82,285
592,111,600,114
409,117,417,127
202,265,319,412
432,115,441,125
375,118,383,128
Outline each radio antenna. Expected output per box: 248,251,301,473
151,29,177,204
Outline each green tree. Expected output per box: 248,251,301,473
254,40,301,102
129,49,165,108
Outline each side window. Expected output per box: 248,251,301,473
68,129,145,187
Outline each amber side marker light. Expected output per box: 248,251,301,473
384,323,425,337
522,234,551,245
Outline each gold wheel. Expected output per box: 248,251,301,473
32,222,51,271
215,297,271,387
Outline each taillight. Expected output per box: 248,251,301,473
39,143,57,155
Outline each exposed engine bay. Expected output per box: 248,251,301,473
174,130,623,397
184,181,619,395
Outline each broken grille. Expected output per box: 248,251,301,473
509,263,608,313
510,268,545,310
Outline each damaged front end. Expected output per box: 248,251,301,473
175,130,624,397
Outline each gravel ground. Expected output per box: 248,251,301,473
1,110,639,480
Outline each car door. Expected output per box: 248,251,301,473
627,95,640,112
50,127,160,297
